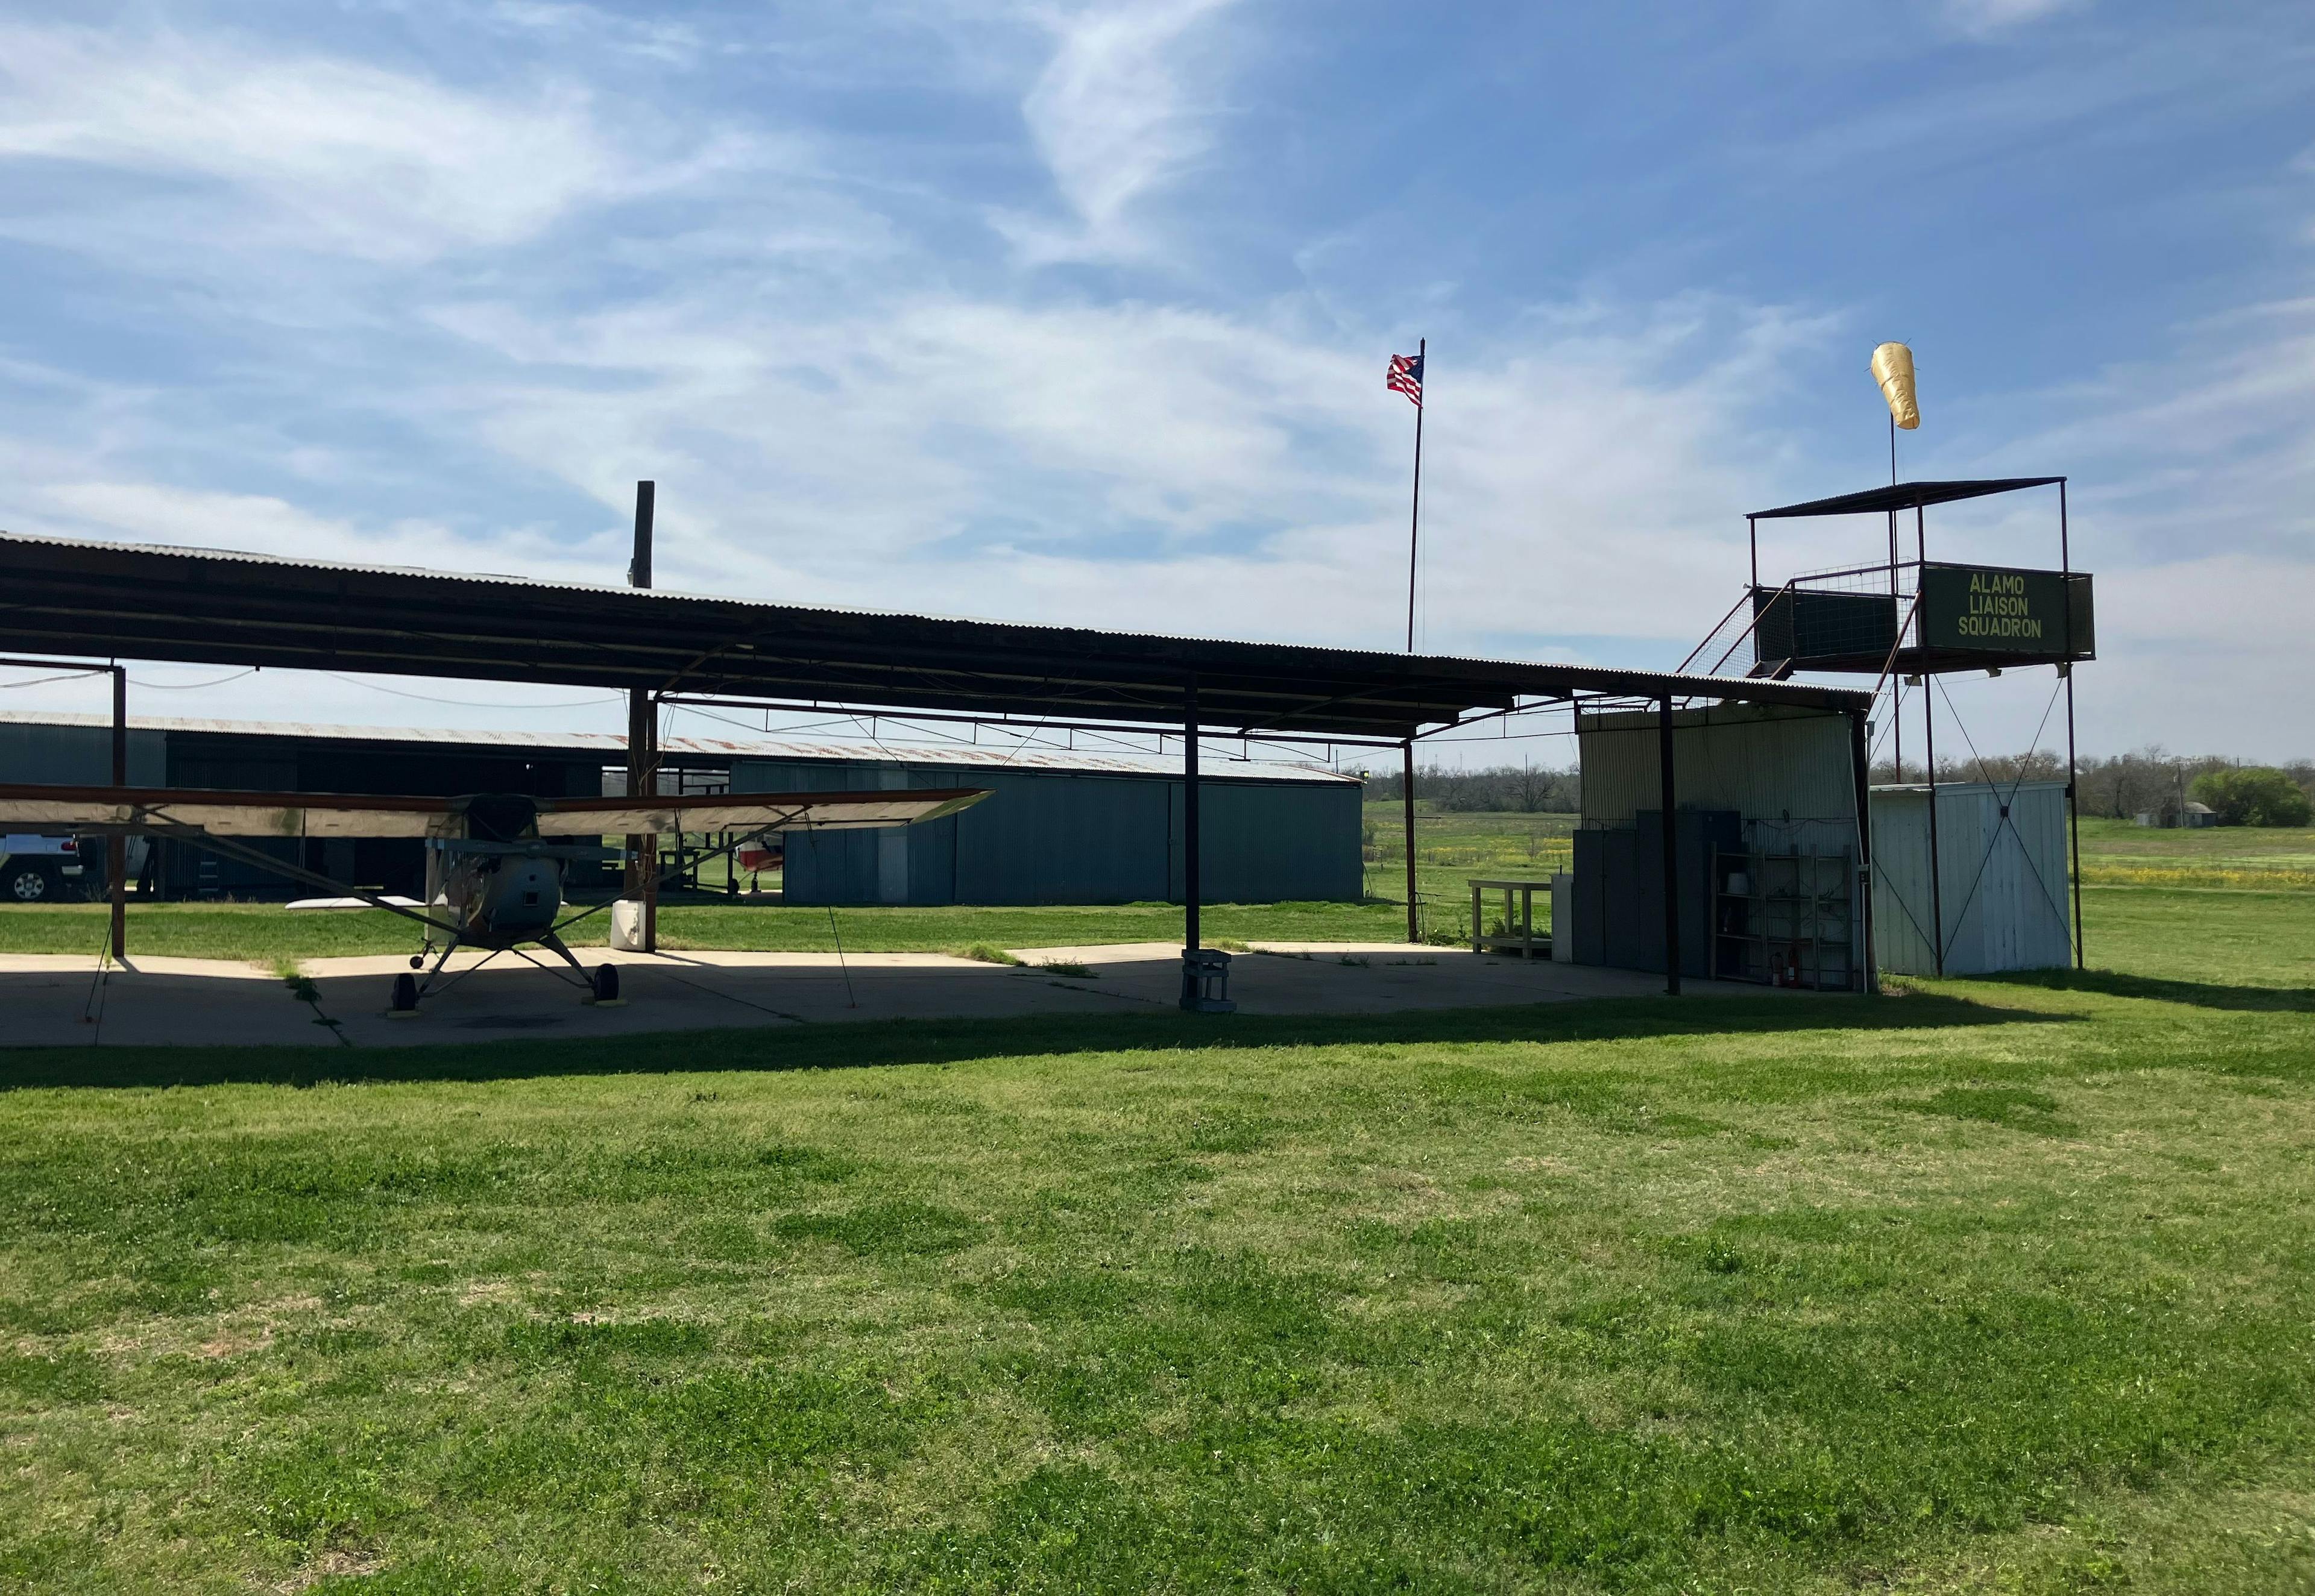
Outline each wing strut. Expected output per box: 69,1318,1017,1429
139,823,465,937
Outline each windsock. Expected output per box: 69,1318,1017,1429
1871,342,1919,430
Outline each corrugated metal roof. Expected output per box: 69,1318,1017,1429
0,709,1356,785
0,529,1872,733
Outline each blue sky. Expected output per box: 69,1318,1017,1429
0,0,2309,759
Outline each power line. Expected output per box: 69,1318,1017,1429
320,671,624,710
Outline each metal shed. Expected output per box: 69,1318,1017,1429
1869,781,2071,976
731,748,1359,906
1565,703,1867,989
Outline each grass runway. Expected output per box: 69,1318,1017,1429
1,829,2311,1590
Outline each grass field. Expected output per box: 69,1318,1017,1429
3,815,2313,1591
0,897,1409,962
7,809,2302,964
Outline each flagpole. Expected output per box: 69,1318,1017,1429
1405,336,1424,653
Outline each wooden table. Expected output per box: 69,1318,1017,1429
1468,877,1552,959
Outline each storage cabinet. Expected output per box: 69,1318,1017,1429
1710,845,1856,990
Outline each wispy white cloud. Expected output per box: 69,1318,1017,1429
1940,0,2085,38
1001,0,1238,262
0,20,714,263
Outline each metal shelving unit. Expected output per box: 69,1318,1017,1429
1710,844,1856,990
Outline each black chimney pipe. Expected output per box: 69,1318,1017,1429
629,480,655,589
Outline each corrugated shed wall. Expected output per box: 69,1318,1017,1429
731,759,1361,906
1572,704,1865,986
1870,782,2071,975
1580,704,1856,826
0,722,166,786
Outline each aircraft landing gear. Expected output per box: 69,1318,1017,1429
389,972,420,1017
408,954,424,970
590,963,623,1007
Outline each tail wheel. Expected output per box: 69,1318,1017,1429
389,972,419,1013
592,964,620,1004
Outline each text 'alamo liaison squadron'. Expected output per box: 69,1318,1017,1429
1960,571,2044,640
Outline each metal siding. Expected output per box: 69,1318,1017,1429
1869,782,2070,975
734,758,1357,906
1573,706,1866,985
1181,781,1363,903
1581,705,1856,826
971,774,1171,905
0,723,166,786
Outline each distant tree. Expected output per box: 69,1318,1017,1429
2189,767,2314,828
1368,762,1580,813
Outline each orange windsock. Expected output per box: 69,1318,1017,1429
1871,342,1919,430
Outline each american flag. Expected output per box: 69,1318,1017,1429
1386,351,1423,407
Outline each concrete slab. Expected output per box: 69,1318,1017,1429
0,941,1816,1050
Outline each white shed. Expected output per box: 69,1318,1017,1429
1869,781,2072,975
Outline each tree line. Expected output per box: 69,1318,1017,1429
1362,750,2314,826
1871,748,2315,826
1364,762,1581,812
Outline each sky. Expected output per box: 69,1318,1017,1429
0,0,2309,765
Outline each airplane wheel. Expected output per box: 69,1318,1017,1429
390,972,418,1013
408,954,424,970
592,964,620,1004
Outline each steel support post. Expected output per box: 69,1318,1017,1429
1658,696,1681,996
628,480,657,954
1850,706,1879,994
1183,680,1201,956
1923,669,1945,978
108,665,126,960
1402,740,1418,944
640,699,660,954
2060,479,2084,970
1917,503,1943,977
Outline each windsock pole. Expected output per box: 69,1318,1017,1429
1889,415,1901,779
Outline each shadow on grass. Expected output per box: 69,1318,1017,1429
1974,967,2315,1013
0,990,2064,1092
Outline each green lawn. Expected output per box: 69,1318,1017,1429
3,873,2313,1591
0,897,1408,962
11,809,2299,965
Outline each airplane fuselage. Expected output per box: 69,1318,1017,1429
439,849,567,949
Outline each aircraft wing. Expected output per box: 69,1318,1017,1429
0,785,991,839
531,788,992,836
0,785,455,837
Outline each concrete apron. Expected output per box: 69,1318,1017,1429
1,944,1815,1049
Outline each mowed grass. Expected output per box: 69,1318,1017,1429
2,879,2313,1591
0,897,1406,963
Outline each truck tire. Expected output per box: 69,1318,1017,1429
5,862,54,903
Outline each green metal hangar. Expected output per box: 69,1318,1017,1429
0,711,1360,905
0,527,1871,993
731,745,1358,906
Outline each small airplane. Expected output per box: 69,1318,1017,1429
0,781,989,1014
